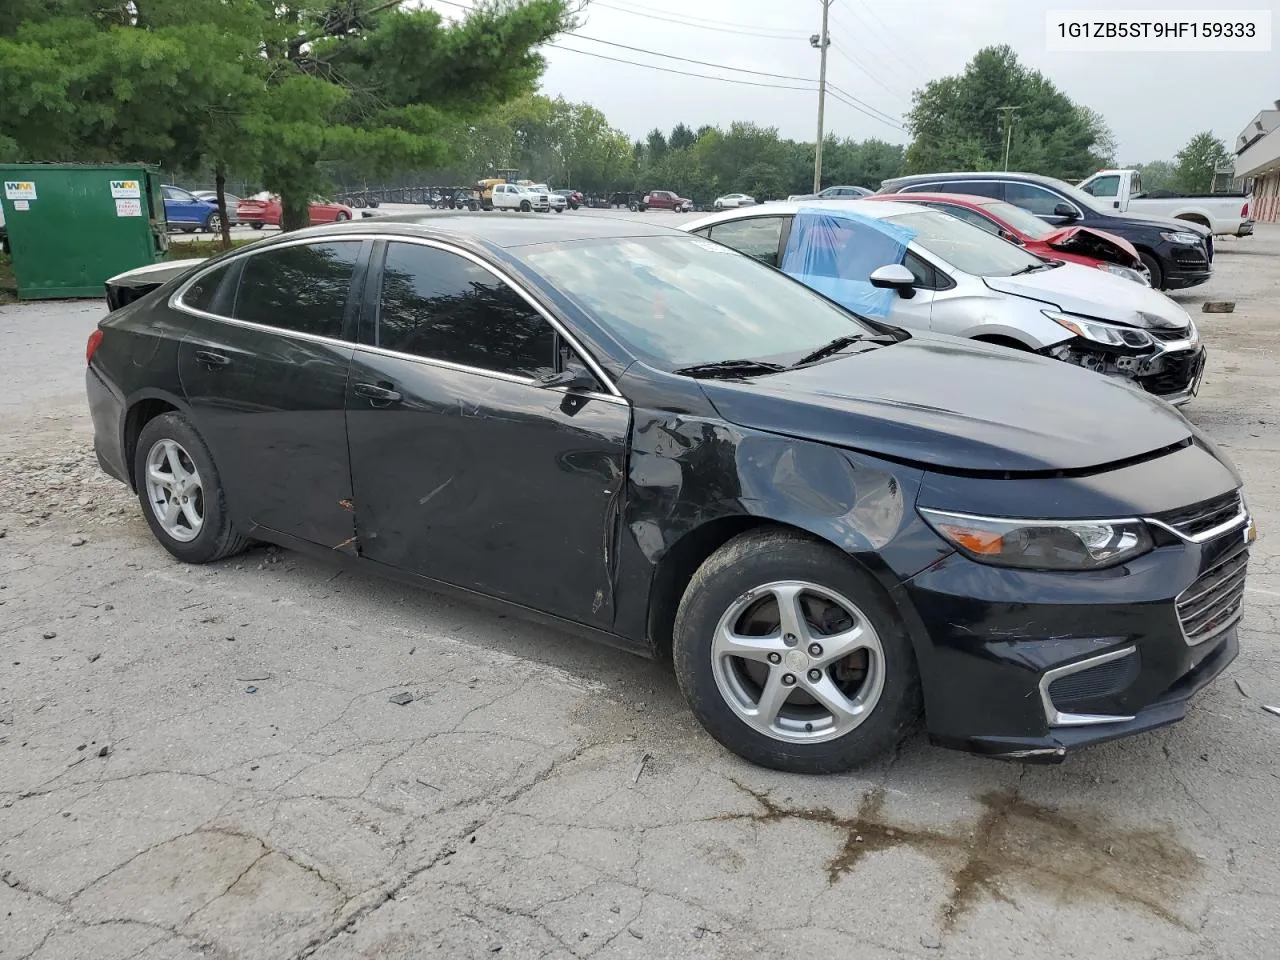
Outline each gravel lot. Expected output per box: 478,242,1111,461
2,215,1278,960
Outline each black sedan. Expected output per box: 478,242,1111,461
86,214,1254,772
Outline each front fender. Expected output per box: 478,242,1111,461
954,298,1074,349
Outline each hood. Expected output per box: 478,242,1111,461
1111,211,1211,238
1043,226,1141,265
982,261,1191,330
698,335,1193,474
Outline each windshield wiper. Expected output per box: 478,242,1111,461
672,359,786,379
792,335,867,367
1010,262,1053,275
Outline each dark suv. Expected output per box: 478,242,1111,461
878,172,1213,291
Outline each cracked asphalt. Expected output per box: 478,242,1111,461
2,217,1279,960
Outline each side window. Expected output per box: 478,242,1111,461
922,203,1000,235
905,252,940,289
1005,182,1067,216
232,241,362,339
1083,175,1120,198
376,242,556,378
707,217,787,267
183,262,236,314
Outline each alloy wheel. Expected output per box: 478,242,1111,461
711,580,885,744
145,439,205,543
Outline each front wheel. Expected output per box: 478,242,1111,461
1137,252,1164,290
133,413,249,565
520,200,531,212
250,222,264,231
673,528,921,773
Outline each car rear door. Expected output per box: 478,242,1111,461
344,238,631,629
176,238,371,548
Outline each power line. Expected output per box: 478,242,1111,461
549,42,819,92
828,5,919,88
827,38,910,105
570,35,815,82
590,0,811,40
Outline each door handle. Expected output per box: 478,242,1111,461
354,382,403,405
194,350,230,368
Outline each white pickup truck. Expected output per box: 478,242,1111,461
1077,169,1254,237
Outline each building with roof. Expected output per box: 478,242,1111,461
1235,101,1280,223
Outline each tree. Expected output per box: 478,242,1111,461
646,128,669,164
668,123,697,151
0,0,575,232
904,45,1113,179
1132,160,1177,193
1174,132,1231,194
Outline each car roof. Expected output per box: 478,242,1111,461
867,191,999,208
882,171,1063,188
683,197,926,231
256,211,685,250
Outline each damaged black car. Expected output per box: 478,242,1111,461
87,214,1253,772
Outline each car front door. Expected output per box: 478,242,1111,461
163,186,204,228
345,238,631,629
176,238,370,548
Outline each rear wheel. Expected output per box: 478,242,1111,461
203,213,222,234
1138,251,1164,290
334,211,350,222
133,413,249,565
673,528,921,773
250,222,264,231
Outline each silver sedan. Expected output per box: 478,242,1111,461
713,193,756,210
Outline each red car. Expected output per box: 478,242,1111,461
235,194,355,230
642,189,692,213
867,192,1150,284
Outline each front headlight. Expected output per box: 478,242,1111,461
1161,231,1202,245
1043,310,1153,348
919,509,1154,570
1096,262,1150,285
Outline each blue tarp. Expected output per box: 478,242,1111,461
779,207,918,318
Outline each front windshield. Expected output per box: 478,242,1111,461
886,210,1043,276
522,235,877,369
981,201,1056,240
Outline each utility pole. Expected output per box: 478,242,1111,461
997,106,1019,171
811,0,831,193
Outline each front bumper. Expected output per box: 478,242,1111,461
1161,242,1213,289
896,503,1250,762
1137,343,1206,405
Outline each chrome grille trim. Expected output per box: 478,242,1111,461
1176,550,1248,647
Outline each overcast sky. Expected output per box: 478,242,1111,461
427,0,1278,163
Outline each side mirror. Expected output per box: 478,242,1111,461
537,367,596,391
1053,202,1079,221
869,263,917,299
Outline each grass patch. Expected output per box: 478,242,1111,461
0,252,15,305
165,238,256,260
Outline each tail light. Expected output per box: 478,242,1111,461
86,329,104,365
1242,201,1250,218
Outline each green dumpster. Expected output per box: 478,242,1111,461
0,162,169,300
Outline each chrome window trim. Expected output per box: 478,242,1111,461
168,232,625,400
1038,646,1138,727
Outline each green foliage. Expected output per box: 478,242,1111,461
1132,160,1177,193
904,45,1113,179
0,0,574,230
1174,132,1232,193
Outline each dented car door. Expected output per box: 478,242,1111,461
345,239,630,629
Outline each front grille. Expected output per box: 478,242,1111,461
1137,350,1202,396
1177,549,1248,646
1148,327,1190,343
1206,235,1214,262
1155,491,1243,537
1048,650,1141,710
1173,249,1209,269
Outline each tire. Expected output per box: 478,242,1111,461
334,211,350,222
672,528,921,773
520,200,531,212
1138,251,1164,290
352,197,366,209
554,206,563,213
204,213,222,234
181,227,196,234
714,202,723,211
133,412,250,565
250,222,264,231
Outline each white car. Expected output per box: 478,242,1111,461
713,193,756,210
491,183,549,213
529,184,567,212
683,199,1205,405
